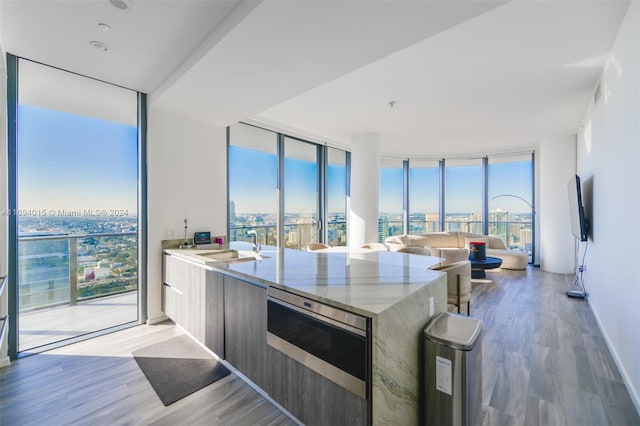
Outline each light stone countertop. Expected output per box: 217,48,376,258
164,242,445,318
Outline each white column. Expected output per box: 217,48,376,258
349,133,380,248
539,136,577,273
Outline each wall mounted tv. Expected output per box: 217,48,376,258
567,175,589,241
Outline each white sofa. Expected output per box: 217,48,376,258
385,231,529,270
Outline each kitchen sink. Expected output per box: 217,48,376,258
223,255,269,264
197,250,240,261
197,250,270,264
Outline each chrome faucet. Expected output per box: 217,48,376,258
247,230,260,253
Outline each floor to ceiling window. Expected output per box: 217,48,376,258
12,58,141,353
409,159,440,234
378,159,405,242
488,154,534,261
326,148,348,246
228,123,346,248
444,159,483,234
228,123,278,246
227,122,533,258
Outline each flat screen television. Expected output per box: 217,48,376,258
567,175,588,241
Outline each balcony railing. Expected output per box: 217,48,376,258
488,220,533,259
410,219,532,258
408,220,440,234
230,219,532,259
18,232,137,311
229,221,348,250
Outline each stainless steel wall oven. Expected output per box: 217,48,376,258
267,287,371,399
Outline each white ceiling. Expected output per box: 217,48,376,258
253,0,632,156
1,0,633,157
150,0,508,126
0,0,244,93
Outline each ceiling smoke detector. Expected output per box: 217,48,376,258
109,0,134,11
89,40,109,52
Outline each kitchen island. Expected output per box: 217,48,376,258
163,242,446,425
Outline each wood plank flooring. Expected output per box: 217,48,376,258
0,322,296,425
1,267,638,425
473,267,639,426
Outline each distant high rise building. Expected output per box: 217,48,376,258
489,209,508,238
378,216,389,243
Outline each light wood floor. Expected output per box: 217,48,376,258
0,321,296,425
474,267,639,426
19,291,138,351
1,267,639,425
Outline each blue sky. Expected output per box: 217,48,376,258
228,146,278,214
229,146,346,215
488,160,533,213
284,157,317,216
231,146,533,216
18,105,138,213
381,161,532,214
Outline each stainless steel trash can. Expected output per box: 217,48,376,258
424,312,483,426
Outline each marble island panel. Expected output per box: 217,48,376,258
165,242,445,318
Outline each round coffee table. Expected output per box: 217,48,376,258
470,256,502,279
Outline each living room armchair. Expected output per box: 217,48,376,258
431,260,472,315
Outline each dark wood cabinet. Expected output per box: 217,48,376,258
204,271,224,356
223,275,267,389
265,347,368,425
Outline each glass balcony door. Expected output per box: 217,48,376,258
15,59,140,352
379,159,405,242
326,148,348,246
228,123,279,246
488,154,534,261
409,159,440,233
444,159,483,234
284,137,319,250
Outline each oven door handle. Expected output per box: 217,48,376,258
267,296,367,338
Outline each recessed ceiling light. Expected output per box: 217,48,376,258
98,23,111,31
109,0,134,12
89,40,109,52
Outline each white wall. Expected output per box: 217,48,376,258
576,1,640,412
538,135,577,273
147,108,227,323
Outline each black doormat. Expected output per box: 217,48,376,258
132,334,230,406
